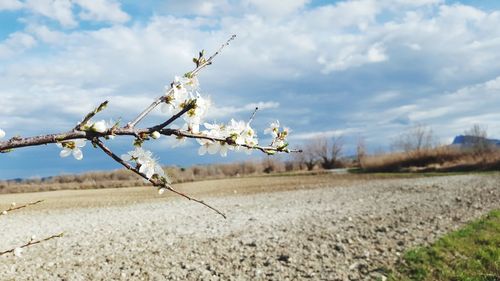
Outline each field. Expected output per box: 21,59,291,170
0,172,499,280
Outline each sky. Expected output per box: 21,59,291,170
1,0,500,179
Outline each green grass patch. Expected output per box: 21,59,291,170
389,210,500,281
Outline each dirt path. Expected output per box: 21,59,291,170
1,174,499,280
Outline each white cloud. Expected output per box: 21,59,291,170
25,0,77,27
292,128,361,140
207,101,280,120
159,0,232,16
0,0,23,10
244,0,310,17
74,0,130,24
0,32,36,58
2,0,500,149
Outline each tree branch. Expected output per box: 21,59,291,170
1,200,44,216
0,125,301,154
0,233,64,256
126,35,236,129
92,138,227,219
151,101,196,131
74,101,109,131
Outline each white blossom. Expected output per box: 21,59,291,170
151,131,161,139
264,120,291,149
1,210,7,215
138,155,165,179
158,188,166,195
184,93,211,125
161,75,194,114
227,119,258,147
264,120,280,138
0,128,5,138
122,147,165,179
121,147,149,162
90,120,107,133
197,139,221,156
181,75,199,91
197,119,259,157
199,122,228,157
57,139,86,160
173,76,189,99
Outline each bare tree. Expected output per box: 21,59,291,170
464,124,492,156
305,136,344,170
392,124,435,156
356,137,366,168
293,149,315,170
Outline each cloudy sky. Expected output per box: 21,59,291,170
1,0,500,179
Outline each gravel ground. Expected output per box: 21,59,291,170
0,174,499,280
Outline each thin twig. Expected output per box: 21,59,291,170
92,138,227,218
248,107,259,125
164,185,227,219
159,129,302,154
74,101,109,131
0,200,44,216
190,34,236,76
0,233,64,256
152,101,196,131
126,35,236,129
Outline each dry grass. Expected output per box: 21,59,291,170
0,160,296,194
360,146,500,173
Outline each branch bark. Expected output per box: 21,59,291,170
1,200,44,216
0,233,64,256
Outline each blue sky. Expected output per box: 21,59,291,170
2,0,500,179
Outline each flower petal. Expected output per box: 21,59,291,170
160,103,172,114
60,148,72,158
145,167,154,179
121,154,131,161
220,146,228,157
74,139,86,148
207,143,219,154
198,145,207,156
155,165,165,177
73,148,83,160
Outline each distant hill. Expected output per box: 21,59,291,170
451,135,500,147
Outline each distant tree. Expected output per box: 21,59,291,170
393,124,435,156
306,136,344,170
293,150,315,170
261,157,285,173
356,137,366,168
464,124,492,156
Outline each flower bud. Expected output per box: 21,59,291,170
151,131,161,139
158,188,166,195
91,120,107,133
0,128,5,138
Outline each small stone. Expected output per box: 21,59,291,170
277,254,290,263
